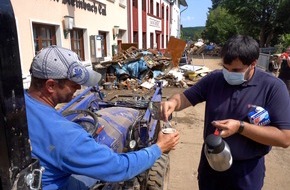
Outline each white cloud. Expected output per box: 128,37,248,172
181,16,195,22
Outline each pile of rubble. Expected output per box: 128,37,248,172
93,38,212,91
186,41,221,57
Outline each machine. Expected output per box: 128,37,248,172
58,83,169,190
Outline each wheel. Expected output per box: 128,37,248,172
147,154,170,190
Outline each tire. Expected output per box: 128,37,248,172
147,154,170,190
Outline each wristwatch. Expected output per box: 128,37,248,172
238,121,245,133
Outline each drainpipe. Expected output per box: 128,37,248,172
180,4,188,14
179,1,188,38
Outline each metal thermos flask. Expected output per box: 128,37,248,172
204,132,232,172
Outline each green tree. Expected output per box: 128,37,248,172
212,0,222,9
204,6,241,45
181,27,205,41
219,0,290,47
278,34,290,51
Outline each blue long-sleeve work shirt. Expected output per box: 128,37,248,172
24,91,161,190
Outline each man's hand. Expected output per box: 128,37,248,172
160,93,192,121
211,119,240,138
156,130,180,153
160,100,177,121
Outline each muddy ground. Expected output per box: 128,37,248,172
166,56,290,190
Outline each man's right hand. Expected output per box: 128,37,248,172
160,93,192,121
160,100,177,121
156,130,180,153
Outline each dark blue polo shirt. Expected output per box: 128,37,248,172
184,68,290,160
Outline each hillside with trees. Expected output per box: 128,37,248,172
181,26,205,42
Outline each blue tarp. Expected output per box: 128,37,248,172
112,59,148,79
205,45,215,51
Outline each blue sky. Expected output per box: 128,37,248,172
181,0,212,27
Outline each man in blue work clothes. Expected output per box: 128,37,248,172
160,35,290,190
25,45,180,190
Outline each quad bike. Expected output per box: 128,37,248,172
57,82,170,190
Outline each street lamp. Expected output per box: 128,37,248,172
113,26,119,40
63,16,74,39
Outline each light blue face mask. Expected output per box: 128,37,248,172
222,68,248,85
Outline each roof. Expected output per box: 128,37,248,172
180,0,188,6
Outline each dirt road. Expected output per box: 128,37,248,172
166,56,290,190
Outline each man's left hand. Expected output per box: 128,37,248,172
211,119,240,138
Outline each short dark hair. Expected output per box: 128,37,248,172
30,76,67,90
221,35,260,66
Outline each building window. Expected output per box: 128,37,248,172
162,6,164,19
133,31,138,44
166,7,169,21
156,3,159,17
33,23,56,54
142,0,146,11
133,0,137,8
162,34,164,48
142,32,146,49
70,29,84,60
150,0,153,14
98,31,107,57
150,33,153,48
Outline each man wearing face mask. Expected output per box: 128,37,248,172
160,35,290,190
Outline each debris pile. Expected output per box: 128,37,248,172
186,41,221,57
93,37,213,91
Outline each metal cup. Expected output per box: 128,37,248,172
161,127,177,154
161,128,176,134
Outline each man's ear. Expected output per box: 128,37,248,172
45,79,57,93
252,60,257,67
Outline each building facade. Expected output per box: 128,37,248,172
128,0,187,51
171,0,188,38
11,0,128,78
10,0,186,80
